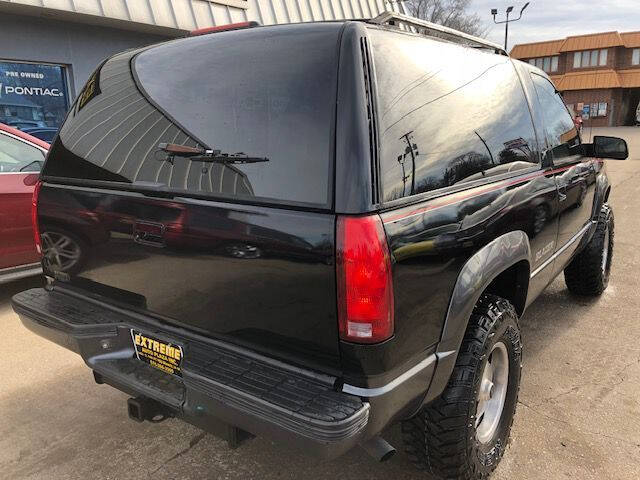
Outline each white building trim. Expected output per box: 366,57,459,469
0,0,406,36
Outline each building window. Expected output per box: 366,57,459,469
599,49,608,66
0,61,69,133
574,49,608,68
530,55,559,73
633,48,640,65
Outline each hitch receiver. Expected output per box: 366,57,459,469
127,396,174,423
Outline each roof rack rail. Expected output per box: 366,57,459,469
369,11,508,56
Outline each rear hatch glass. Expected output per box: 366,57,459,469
44,23,341,208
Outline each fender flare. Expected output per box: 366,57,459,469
423,230,531,404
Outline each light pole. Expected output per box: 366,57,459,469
491,3,529,52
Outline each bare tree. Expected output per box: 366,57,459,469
400,0,487,37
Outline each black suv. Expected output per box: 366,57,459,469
12,13,628,479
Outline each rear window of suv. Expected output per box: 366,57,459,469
44,24,342,208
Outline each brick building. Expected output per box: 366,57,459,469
511,31,640,126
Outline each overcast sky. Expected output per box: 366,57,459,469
466,0,640,51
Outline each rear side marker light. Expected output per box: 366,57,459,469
337,215,394,344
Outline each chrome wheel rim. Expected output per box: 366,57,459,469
601,226,610,274
42,232,81,272
476,341,509,444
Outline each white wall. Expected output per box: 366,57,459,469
0,0,406,33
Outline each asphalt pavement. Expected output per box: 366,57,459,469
1,127,639,480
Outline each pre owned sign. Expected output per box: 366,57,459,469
0,83,63,97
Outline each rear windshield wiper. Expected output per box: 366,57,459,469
157,143,269,165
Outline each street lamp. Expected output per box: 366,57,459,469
491,2,529,52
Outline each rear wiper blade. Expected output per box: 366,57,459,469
157,143,269,164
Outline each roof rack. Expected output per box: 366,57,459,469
369,11,507,56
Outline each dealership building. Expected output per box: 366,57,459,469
0,0,402,132
511,30,640,127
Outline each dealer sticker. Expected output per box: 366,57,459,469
131,330,183,377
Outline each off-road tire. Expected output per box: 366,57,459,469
564,204,614,296
401,295,522,480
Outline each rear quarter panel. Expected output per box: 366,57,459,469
339,170,557,389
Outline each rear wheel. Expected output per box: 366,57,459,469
401,295,522,480
564,204,614,296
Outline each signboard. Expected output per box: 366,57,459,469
0,61,69,132
582,104,590,119
598,102,607,117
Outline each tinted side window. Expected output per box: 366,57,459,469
530,74,581,163
0,132,44,173
369,29,540,202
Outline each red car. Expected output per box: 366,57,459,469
0,123,48,284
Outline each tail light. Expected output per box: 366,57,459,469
337,215,394,344
32,180,42,255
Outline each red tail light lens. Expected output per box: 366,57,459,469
337,215,394,344
32,180,42,255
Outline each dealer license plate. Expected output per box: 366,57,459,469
131,329,184,377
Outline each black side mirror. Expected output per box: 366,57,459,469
593,136,628,160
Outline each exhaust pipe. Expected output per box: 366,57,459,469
127,396,173,423
361,436,396,462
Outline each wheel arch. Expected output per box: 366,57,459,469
423,230,531,404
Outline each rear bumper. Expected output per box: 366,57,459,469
12,287,371,459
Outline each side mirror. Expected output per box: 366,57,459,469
593,135,628,160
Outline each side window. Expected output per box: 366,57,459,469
369,29,540,202
530,74,581,164
0,132,45,173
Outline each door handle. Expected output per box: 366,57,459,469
559,191,568,202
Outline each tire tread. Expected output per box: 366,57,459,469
401,295,521,480
564,204,614,296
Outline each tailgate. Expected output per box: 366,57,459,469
38,184,340,371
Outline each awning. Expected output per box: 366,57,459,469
510,39,564,59
553,70,621,91
559,31,624,52
621,31,640,48
551,69,640,91
619,69,640,88
511,30,640,60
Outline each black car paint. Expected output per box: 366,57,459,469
37,184,342,374
16,21,614,456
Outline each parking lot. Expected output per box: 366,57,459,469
1,127,639,480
